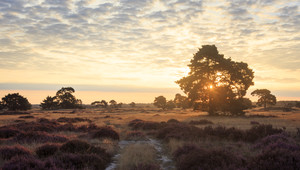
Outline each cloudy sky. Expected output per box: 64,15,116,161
0,0,299,104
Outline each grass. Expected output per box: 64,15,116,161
118,143,159,170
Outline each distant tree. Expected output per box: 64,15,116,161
40,96,59,110
2,93,31,111
109,100,117,108
91,100,108,108
174,93,191,109
129,102,136,108
55,87,83,109
154,96,167,110
176,45,254,115
166,100,176,110
251,89,276,109
117,102,123,108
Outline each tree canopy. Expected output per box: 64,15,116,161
154,96,167,110
251,89,276,109
40,87,82,110
1,93,32,111
176,45,254,115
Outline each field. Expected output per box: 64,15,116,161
0,106,300,170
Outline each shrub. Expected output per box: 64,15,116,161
0,145,32,160
13,131,68,143
189,119,213,125
57,117,90,123
250,121,260,125
92,126,120,140
245,124,283,142
248,148,300,170
0,127,21,138
128,119,162,130
2,156,45,170
173,144,245,170
253,133,294,149
47,153,109,170
157,123,199,141
167,119,180,124
60,140,91,154
35,143,60,158
1,93,32,111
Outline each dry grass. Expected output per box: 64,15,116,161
118,143,158,170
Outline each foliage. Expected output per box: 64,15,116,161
91,126,120,140
40,87,82,110
128,119,163,130
60,140,91,154
129,102,136,107
13,131,68,143
0,101,4,110
0,145,32,160
176,45,254,115
166,100,176,110
109,100,117,108
2,156,45,170
174,93,190,109
35,144,60,158
91,100,108,108
173,144,245,170
189,119,213,125
153,96,167,109
40,96,59,110
0,127,21,138
251,89,276,109
1,93,31,111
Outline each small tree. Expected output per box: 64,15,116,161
166,100,176,110
55,87,82,109
174,93,191,109
91,100,108,108
0,101,4,110
129,102,136,108
109,100,117,108
2,93,31,111
40,96,59,110
154,96,167,110
251,89,276,109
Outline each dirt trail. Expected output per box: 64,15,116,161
105,138,175,170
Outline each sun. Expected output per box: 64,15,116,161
209,85,213,89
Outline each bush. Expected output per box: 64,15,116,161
19,115,34,119
92,126,120,140
13,131,68,143
35,143,60,158
60,140,91,154
245,124,283,142
0,127,21,138
1,93,31,111
253,133,294,149
157,123,199,141
0,145,32,160
57,117,90,123
189,119,213,125
2,156,45,170
248,148,300,170
46,153,109,170
173,144,245,170
128,119,162,130
167,119,180,124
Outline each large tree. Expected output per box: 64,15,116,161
176,45,254,115
40,96,59,110
2,93,31,111
251,89,276,109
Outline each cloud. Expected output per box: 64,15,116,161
0,0,299,97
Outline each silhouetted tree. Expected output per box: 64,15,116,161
117,102,123,108
55,87,82,109
154,96,167,110
176,45,254,115
109,100,117,108
251,89,276,109
166,100,176,110
1,93,31,111
40,96,59,110
129,102,136,107
91,100,108,108
174,93,191,109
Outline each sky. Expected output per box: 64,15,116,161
0,0,300,104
